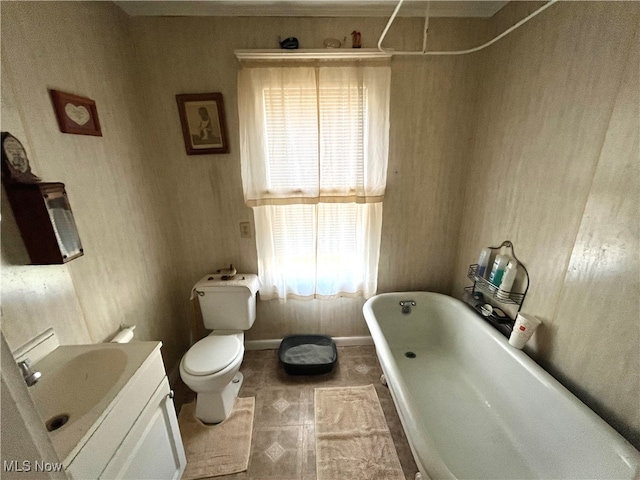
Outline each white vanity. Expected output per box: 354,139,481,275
22,333,186,479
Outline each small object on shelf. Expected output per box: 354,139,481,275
279,36,299,49
323,38,341,48
462,290,514,338
489,306,509,323
489,253,509,286
497,260,518,300
478,304,510,324
476,247,492,278
351,31,362,48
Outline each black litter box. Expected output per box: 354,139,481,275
278,335,337,375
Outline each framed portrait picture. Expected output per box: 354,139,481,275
176,93,229,155
49,90,102,137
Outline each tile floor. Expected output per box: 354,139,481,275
174,345,418,480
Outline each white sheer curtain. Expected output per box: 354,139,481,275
238,63,390,301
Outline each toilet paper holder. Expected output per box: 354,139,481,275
110,324,136,343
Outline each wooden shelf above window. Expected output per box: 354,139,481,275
234,49,393,61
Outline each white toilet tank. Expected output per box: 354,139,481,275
192,274,259,330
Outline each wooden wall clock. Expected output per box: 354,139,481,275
1,132,41,184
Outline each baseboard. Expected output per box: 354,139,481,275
245,335,373,351
171,336,374,383
333,336,374,347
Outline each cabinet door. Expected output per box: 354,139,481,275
100,378,186,479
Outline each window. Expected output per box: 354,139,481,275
238,64,390,300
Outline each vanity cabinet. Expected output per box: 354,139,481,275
99,378,184,479
65,347,186,479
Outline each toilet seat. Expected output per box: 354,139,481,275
182,335,243,376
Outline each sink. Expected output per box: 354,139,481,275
29,342,161,464
31,348,127,431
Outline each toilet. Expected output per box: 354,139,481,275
180,273,259,424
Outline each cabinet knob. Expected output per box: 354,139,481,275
168,390,175,399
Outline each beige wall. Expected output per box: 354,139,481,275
0,2,481,369
1,0,638,452
0,1,190,370
453,1,640,447
129,16,482,340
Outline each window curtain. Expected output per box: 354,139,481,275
238,63,390,301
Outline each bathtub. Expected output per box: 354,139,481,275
363,292,640,480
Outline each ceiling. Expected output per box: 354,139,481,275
115,1,509,18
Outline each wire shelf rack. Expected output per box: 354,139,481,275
465,240,529,312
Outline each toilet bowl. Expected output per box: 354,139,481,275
180,332,245,424
180,273,259,424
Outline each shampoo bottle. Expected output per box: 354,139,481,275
497,260,518,300
476,247,492,278
489,254,509,286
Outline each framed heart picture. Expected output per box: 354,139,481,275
49,90,102,136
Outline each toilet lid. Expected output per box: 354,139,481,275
183,335,242,376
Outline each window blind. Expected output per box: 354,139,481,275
263,84,366,196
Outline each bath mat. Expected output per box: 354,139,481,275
178,396,255,479
315,385,404,480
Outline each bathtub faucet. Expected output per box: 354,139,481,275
399,300,416,315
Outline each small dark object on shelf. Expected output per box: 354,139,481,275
491,306,510,323
351,31,362,48
478,303,510,324
468,301,515,338
279,335,337,375
279,37,299,49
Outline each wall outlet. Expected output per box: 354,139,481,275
239,222,251,238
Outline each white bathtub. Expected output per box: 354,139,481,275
363,292,640,480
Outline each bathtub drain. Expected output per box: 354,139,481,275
405,351,416,359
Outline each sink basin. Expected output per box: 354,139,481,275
32,348,127,430
29,342,161,464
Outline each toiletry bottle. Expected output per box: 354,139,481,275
476,247,492,278
497,260,518,300
489,254,509,286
